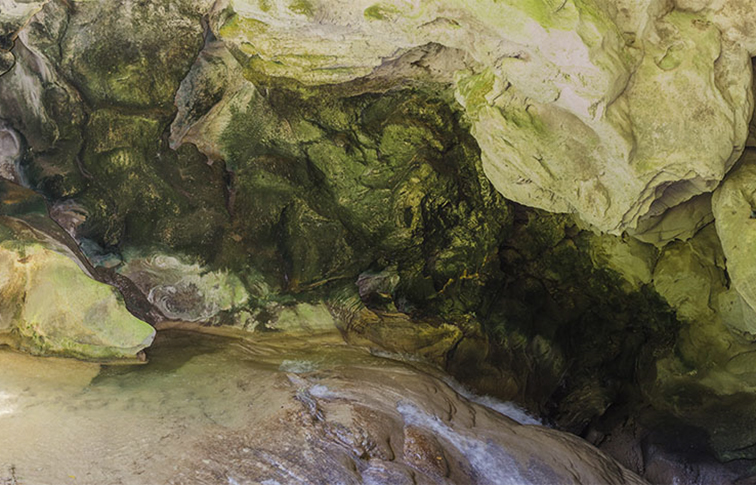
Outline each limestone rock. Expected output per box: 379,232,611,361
209,0,754,234
0,50,13,76
647,223,756,460
652,224,725,326
267,302,338,333
0,329,647,485
118,252,249,322
0,186,154,360
59,0,208,109
457,7,751,234
588,233,658,290
629,194,714,247
712,150,756,337
0,0,87,198
169,39,253,162
0,0,48,42
675,0,756,54
0,122,21,182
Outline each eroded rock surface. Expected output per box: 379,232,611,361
0,330,646,485
2,0,756,477
0,182,154,361
208,0,755,234
712,150,756,338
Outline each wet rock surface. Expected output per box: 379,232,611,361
1,0,756,480
0,330,646,485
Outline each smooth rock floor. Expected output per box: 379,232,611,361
0,330,644,485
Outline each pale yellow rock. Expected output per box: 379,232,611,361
651,223,756,361
717,290,756,338
589,233,658,290
646,222,756,461
0,218,155,360
207,0,754,236
271,303,338,333
463,8,751,233
652,224,724,325
675,0,756,54
630,193,714,247
712,150,756,337
648,224,750,416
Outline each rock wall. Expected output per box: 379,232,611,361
208,0,755,234
2,0,756,473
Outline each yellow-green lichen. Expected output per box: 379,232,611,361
288,0,314,17
364,4,399,21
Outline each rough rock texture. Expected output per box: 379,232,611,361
712,150,756,337
0,182,155,360
2,0,756,476
208,0,755,234
0,329,648,485
119,252,249,323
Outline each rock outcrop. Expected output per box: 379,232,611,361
712,150,756,338
3,0,756,475
208,0,755,234
0,329,647,485
0,182,155,361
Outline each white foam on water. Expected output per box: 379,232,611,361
397,401,529,485
309,384,336,399
278,359,317,374
471,396,542,426
442,377,542,426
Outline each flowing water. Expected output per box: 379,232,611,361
0,329,644,485
0,330,355,484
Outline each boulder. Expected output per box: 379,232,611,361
648,223,756,461
118,252,249,323
0,181,154,361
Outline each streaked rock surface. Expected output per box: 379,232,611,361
0,329,646,485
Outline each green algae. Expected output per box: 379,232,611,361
61,0,204,110
289,0,315,17
219,14,270,39
214,85,510,311
455,69,495,114
364,4,400,21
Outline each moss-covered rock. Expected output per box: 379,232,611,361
209,0,754,235
0,183,154,361
0,1,87,199
177,64,511,314
479,209,678,432
645,222,756,461
5,0,756,472
712,150,756,337
60,0,206,110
